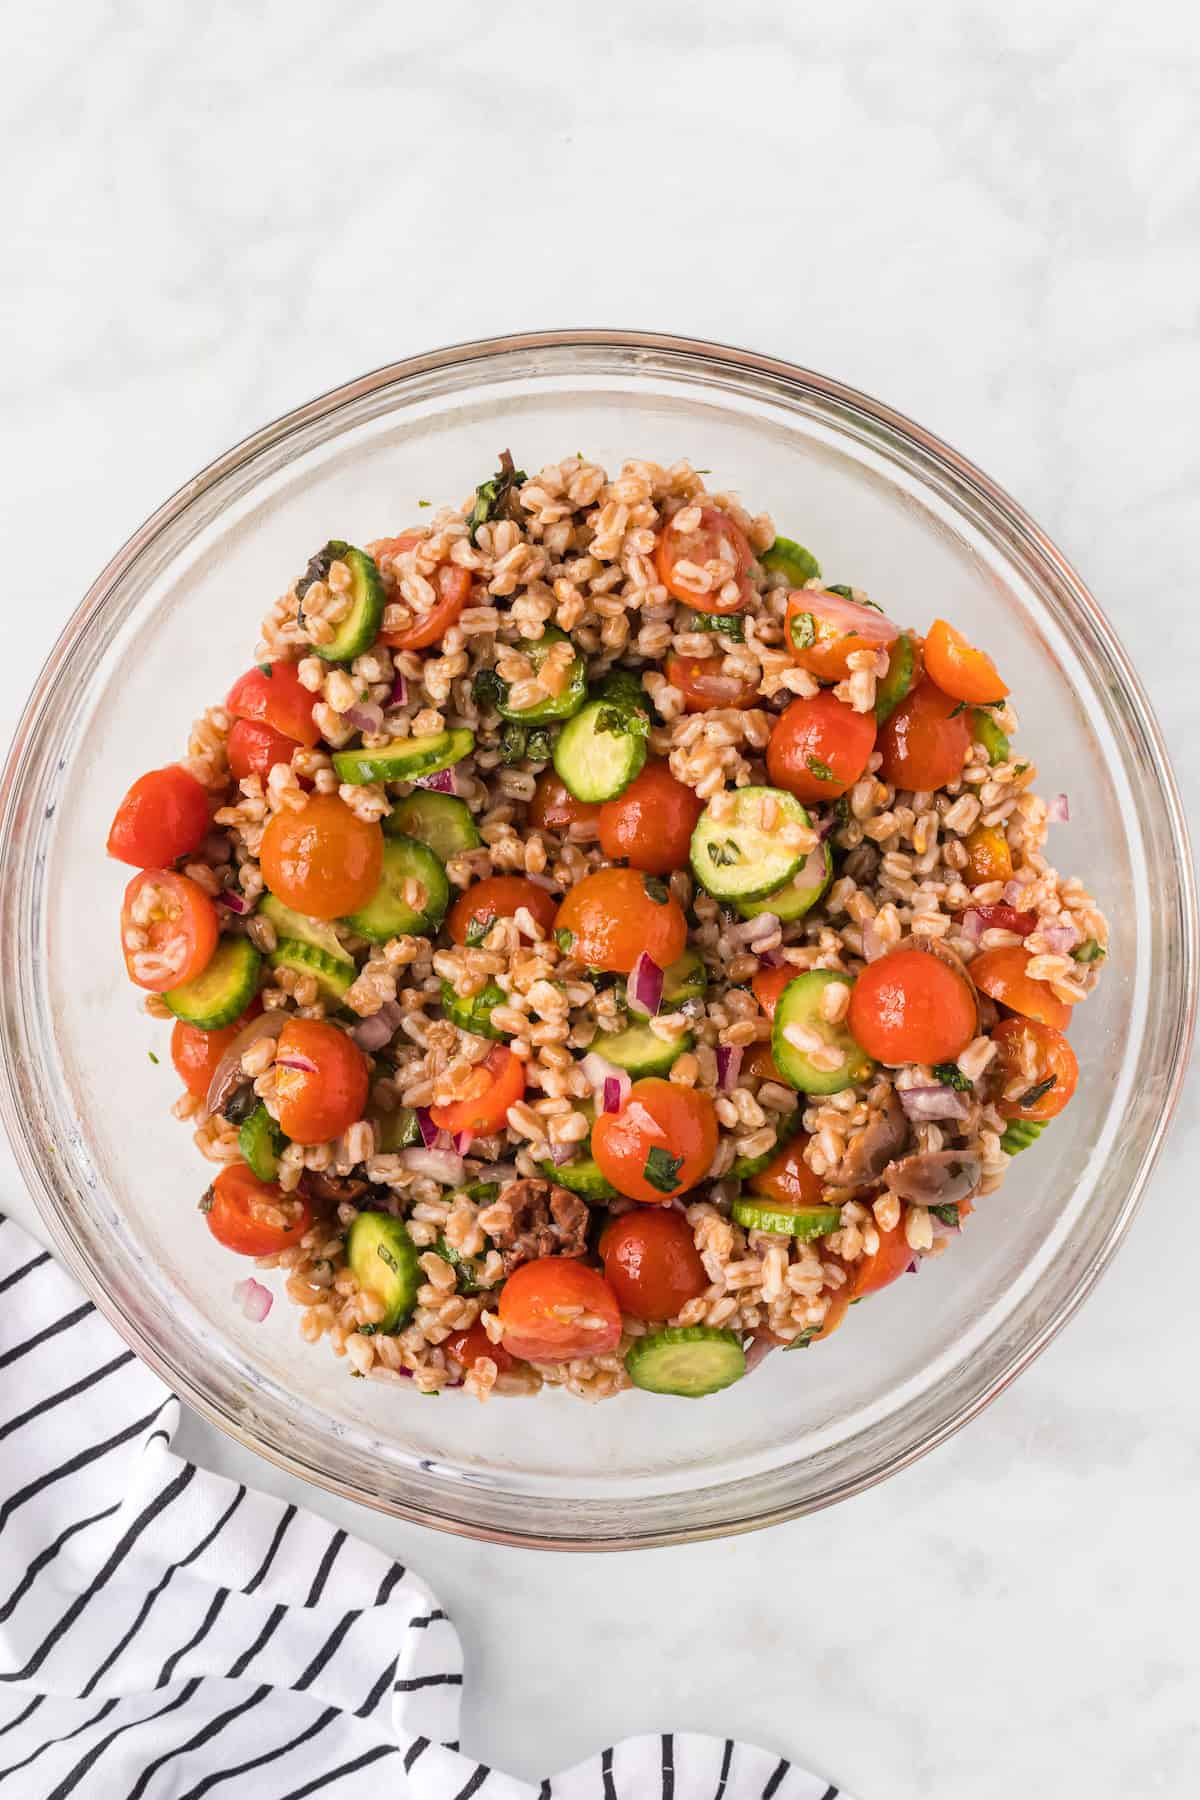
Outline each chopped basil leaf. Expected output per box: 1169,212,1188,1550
825,583,855,600
785,1327,818,1351
358,1323,379,1335
465,916,489,948
947,701,968,719
418,498,431,507
468,448,527,545
148,1050,159,1065
257,662,273,678
472,667,504,711
689,610,745,642
643,1145,685,1193
834,794,851,827
789,611,816,651
555,927,575,954
643,875,670,905
1018,1074,1058,1109
932,1203,960,1227
806,755,835,782
198,1187,214,1215
1072,937,1105,963
1014,761,1031,775
595,704,649,740
932,1063,972,1091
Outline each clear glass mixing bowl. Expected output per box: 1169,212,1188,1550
1,332,1194,1549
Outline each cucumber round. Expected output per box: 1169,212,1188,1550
495,626,587,723
736,841,832,922
731,1197,842,1240
269,938,357,1003
553,700,647,802
372,1105,421,1153
164,936,261,1030
345,1214,422,1333
386,791,481,860
1000,1117,1046,1155
333,728,474,787
626,1326,746,1398
591,1021,691,1078
691,787,812,902
300,542,385,664
239,1104,287,1183
729,1108,802,1180
440,976,508,1040
760,535,821,588
259,894,348,961
537,1153,616,1201
875,632,918,725
771,970,874,1096
344,835,450,943
661,949,708,1005
972,709,1010,766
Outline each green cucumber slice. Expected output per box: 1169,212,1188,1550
691,787,811,902
333,728,474,787
345,1214,422,1333
661,949,708,1005
972,709,1010,766
164,937,261,1030
736,841,832,922
259,895,348,961
440,977,508,1040
386,791,481,859
729,1109,802,1179
731,1197,842,1240
591,1022,691,1078
537,1153,616,1201
344,835,450,943
875,632,918,725
239,1104,287,1182
373,1106,421,1152
297,541,385,663
269,938,357,1002
625,1326,746,1398
495,626,587,723
552,699,647,802
760,536,821,587
1000,1117,1046,1155
771,970,874,1095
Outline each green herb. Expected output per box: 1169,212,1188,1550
498,722,531,765
148,1050,159,1065
825,583,856,600
595,704,649,740
597,669,649,714
932,1203,961,1227
947,701,968,720
705,837,742,868
643,876,670,906
295,542,336,601
465,916,489,948
555,927,575,954
198,1187,214,1215
789,611,816,651
467,448,527,545
465,1181,500,1204
689,610,745,642
257,662,272,678
642,1145,685,1194
526,726,553,763
834,794,851,827
785,1327,818,1351
1072,938,1105,964
418,498,431,507
1018,1074,1058,1109
806,756,836,783
933,1063,972,1091
472,667,504,711
358,1323,379,1336
1014,761,1030,775
432,1235,485,1295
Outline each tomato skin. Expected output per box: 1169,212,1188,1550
924,619,1008,705
498,1258,623,1362
591,1078,718,1205
600,1207,708,1321
970,946,1072,1030
528,772,601,833
381,562,472,651
107,766,210,869
969,902,1037,938
429,1045,526,1138
850,1219,913,1297
274,1018,369,1145
655,505,754,614
226,662,320,749
121,870,220,993
444,1321,514,1374
766,692,877,803
170,1000,263,1097
447,875,558,947
848,946,977,1065
206,1164,313,1257
554,868,687,975
964,824,1013,886
878,679,971,793
597,762,703,876
227,718,301,783
259,794,383,920
992,1017,1078,1120
751,963,798,1022
741,1040,787,1085
748,1135,824,1209
785,590,899,683
663,652,759,713
366,530,423,561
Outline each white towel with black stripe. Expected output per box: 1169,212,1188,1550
0,1215,848,1799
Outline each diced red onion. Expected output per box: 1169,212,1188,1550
350,1000,403,1053
389,671,408,707
733,912,780,945
1042,921,1080,954
275,1053,319,1074
548,1141,576,1166
412,766,459,794
743,1327,781,1374
627,952,664,1017
233,1277,273,1323
961,908,983,943
898,1084,971,1122
206,1014,286,1115
216,888,252,915
1003,879,1027,907
602,1075,623,1114
816,813,838,841
481,1162,518,1186
1047,793,1070,823
452,1131,474,1156
581,1052,630,1113
906,1258,921,1275
398,1146,466,1186
755,947,785,968
715,1044,743,1091
416,1107,440,1149
345,701,384,735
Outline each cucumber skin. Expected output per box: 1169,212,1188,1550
875,633,917,725
736,841,832,922
239,1104,286,1182
552,701,647,803
386,791,481,859
690,787,810,903
972,710,1011,766
591,1023,692,1078
345,1214,422,1333
495,627,587,724
344,835,450,943
312,544,385,664
259,894,347,961
269,938,356,1002
333,728,474,787
441,977,507,1040
164,937,261,1030
771,971,875,1096
761,536,821,587
730,1108,802,1179
1000,1117,1046,1155
661,949,708,1004
731,1199,842,1240
625,1326,746,1398
538,1155,616,1202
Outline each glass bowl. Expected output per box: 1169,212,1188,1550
1,331,1194,1550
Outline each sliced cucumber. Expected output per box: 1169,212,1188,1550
875,632,918,725
345,1214,422,1333
736,840,832,922
386,790,481,860
344,835,450,943
373,1105,421,1153
1000,1117,1046,1155
591,1021,692,1078
552,699,647,802
760,535,821,588
333,728,474,787
731,1197,842,1240
298,541,385,663
440,976,508,1040
538,1152,616,1201
269,938,357,1002
626,1326,746,1398
691,787,811,902
495,626,587,723
259,894,348,961
661,949,708,1005
972,709,1010,766
771,971,874,1095
730,1109,802,1180
164,937,261,1030
239,1104,287,1182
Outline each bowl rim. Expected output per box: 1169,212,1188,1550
2,328,1196,1549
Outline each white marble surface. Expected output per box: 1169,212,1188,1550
2,2,1199,1794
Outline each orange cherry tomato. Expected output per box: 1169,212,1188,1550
554,868,687,975
498,1258,623,1363
227,718,301,784
528,772,601,833
226,662,320,749
969,946,1072,1031
992,1017,1078,1121
663,652,759,713
751,963,798,1022
106,765,210,869
785,590,899,683
170,999,263,1098
850,1218,914,1297
848,946,977,1066
205,1164,313,1257
121,870,220,993
923,619,1008,705
444,1321,514,1375
765,692,878,803
447,875,559,947
259,793,383,921
274,1018,370,1145
599,1206,708,1321
591,1078,718,1205
748,1135,825,1209
741,1040,787,1085
964,824,1013,886
380,562,472,651
597,761,703,876
811,1275,854,1342
878,679,971,793
655,505,754,613
429,1044,526,1138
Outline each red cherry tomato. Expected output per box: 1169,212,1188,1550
968,903,1037,938
765,692,877,803
226,662,320,749
444,1321,514,1374
429,1045,526,1138
273,1018,369,1145
447,876,559,947
170,999,263,1098
924,619,1008,705
663,653,759,713
528,772,601,833
751,963,799,1022
847,946,977,1066
366,530,423,561
205,1164,313,1257
850,1218,914,1297
748,1135,825,1209
970,946,1072,1031
381,562,472,651
120,870,220,993
878,679,971,793
600,1206,708,1321
785,590,899,683
106,766,210,869
259,793,384,921
741,1040,787,1085
498,1258,623,1362
554,868,687,975
591,1078,718,1205
227,718,302,783
655,505,754,613
597,761,703,876
992,1017,1079,1120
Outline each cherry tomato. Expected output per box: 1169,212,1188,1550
751,963,799,1022
748,1135,825,1209
259,793,383,921
992,1017,1079,1120
964,824,1013,886
663,652,759,713
597,761,703,876
785,590,899,683
226,662,320,749
599,1207,708,1321
765,692,877,804
121,870,219,993
205,1164,313,1257
447,875,559,947
969,902,1037,937
969,946,1072,1031
366,529,423,561
923,619,1008,705
741,1040,787,1085
591,1078,718,1205
227,718,301,783
444,1321,514,1375
878,679,971,792
429,1044,526,1138
498,1258,623,1363
847,946,977,1066
655,505,754,613
554,868,687,975
170,1000,263,1098
381,562,472,651
811,1275,853,1342
850,1218,914,1297
528,772,601,833
274,1018,369,1145
106,766,210,869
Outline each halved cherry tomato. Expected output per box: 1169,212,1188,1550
274,1018,369,1145
498,1258,623,1363
591,1078,718,1206
429,1045,526,1138
227,718,302,783
381,562,472,651
765,692,877,803
170,999,263,1098
444,1321,514,1375
121,870,219,993
924,619,1008,705
751,963,799,1022
226,662,320,749
878,679,971,792
785,590,899,683
655,505,754,614
748,1135,825,1209
741,1040,787,1084
969,902,1037,937
447,875,559,946
597,761,703,876
969,946,1072,1030
848,946,977,1066
366,529,423,561
811,1273,853,1342
106,766,210,869
528,772,601,833
992,1017,1078,1120
553,868,687,975
850,1218,914,1297
599,1207,708,1321
259,793,383,920
964,824,1013,886
663,653,759,713
205,1163,313,1257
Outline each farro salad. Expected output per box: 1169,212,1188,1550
108,451,1107,1403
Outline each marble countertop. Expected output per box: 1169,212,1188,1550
2,3,1197,1794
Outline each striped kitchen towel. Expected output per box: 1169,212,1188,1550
0,1215,846,1798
